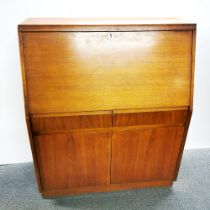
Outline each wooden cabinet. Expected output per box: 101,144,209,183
35,132,111,191
18,18,196,197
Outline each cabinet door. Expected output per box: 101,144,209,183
111,127,185,184
34,131,111,191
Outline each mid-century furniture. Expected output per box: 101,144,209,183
18,18,196,197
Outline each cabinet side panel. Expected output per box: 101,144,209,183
18,32,42,192
190,28,196,109
175,28,196,179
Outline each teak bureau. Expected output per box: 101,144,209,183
18,18,196,197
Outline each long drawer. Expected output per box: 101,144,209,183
113,109,188,127
31,108,189,134
31,111,112,133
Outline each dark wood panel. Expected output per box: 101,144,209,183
23,31,192,113
114,109,188,126
31,111,112,133
111,127,185,184
34,132,111,191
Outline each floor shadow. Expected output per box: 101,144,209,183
54,187,174,210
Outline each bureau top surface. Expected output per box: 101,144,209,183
18,18,196,31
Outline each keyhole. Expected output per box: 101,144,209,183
108,33,113,39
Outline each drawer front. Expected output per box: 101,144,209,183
23,31,192,114
31,111,112,133
34,131,111,191
111,127,185,184
113,109,188,127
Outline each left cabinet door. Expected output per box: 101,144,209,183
34,131,111,191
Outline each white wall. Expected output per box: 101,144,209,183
0,0,210,164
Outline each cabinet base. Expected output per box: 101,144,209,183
41,180,173,198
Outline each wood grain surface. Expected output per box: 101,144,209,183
23,31,192,114
111,127,185,184
18,18,196,32
34,131,111,191
18,19,196,196
113,110,188,126
31,111,112,132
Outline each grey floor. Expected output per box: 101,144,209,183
0,149,210,210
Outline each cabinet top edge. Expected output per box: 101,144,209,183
18,18,196,32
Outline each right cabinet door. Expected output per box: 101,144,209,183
111,127,185,184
